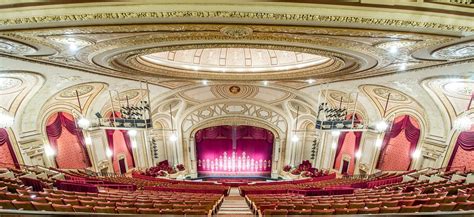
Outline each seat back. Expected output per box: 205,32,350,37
438,202,456,211
379,206,401,213
263,209,288,216
138,208,161,214
72,205,94,213
357,207,380,214
399,205,422,213
454,201,474,211
0,200,16,209
116,207,138,214
419,204,440,212
94,206,116,213
31,201,55,211
12,201,36,210
52,204,74,212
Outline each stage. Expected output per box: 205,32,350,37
190,176,280,187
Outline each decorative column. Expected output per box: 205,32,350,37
188,137,198,178
271,138,280,178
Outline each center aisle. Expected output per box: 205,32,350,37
217,187,253,216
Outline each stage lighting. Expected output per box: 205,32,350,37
355,150,362,159
375,120,388,132
128,130,138,137
44,145,55,157
106,148,113,158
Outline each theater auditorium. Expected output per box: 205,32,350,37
0,0,473,216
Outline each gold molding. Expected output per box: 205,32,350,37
0,11,472,32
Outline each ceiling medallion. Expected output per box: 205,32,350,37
329,91,354,103
115,89,144,101
212,85,257,99
373,87,408,102
0,77,22,91
442,81,474,98
0,38,36,55
220,26,253,38
433,41,474,60
59,85,94,98
229,86,241,94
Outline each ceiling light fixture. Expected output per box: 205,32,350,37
85,136,92,145
263,81,268,86
388,46,398,54
106,148,113,157
77,118,90,129
202,80,208,85
128,130,137,137
307,79,315,84
44,145,55,157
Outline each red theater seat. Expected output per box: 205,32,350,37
94,206,116,213
117,207,138,214
72,205,94,213
0,200,15,209
311,209,335,215
379,206,401,213
12,201,36,210
419,203,440,212
357,207,380,214
138,208,161,214
52,204,74,212
31,201,55,211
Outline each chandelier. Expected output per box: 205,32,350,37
0,109,14,128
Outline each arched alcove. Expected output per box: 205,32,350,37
446,126,474,171
0,129,21,169
45,112,91,169
332,113,363,175
376,115,421,171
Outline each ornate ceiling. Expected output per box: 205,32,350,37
0,1,471,147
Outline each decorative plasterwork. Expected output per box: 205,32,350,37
0,71,43,115
0,10,472,33
0,77,22,91
432,41,474,60
0,38,36,55
180,102,287,134
59,85,94,98
211,85,258,99
140,47,331,73
422,77,474,120
359,85,423,119
0,23,455,86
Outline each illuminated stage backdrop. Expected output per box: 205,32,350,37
196,125,273,177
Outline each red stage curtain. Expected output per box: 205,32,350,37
447,129,474,171
196,125,273,176
46,112,91,168
0,129,20,169
376,115,420,171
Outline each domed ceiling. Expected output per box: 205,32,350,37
140,48,331,73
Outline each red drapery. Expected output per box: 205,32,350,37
332,132,362,170
105,129,135,167
376,115,420,170
46,112,91,167
447,130,474,171
0,128,20,169
333,114,363,171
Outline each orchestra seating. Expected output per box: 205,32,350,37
244,170,474,216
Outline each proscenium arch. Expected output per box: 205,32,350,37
183,116,284,178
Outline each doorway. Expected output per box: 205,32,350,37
341,160,350,175
118,158,127,174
